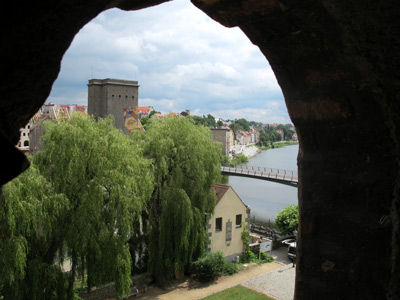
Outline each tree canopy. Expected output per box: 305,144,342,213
230,118,250,132
189,114,217,127
137,116,221,288
274,204,299,236
0,115,153,299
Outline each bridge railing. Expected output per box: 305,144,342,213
221,165,298,182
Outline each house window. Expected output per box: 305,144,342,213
215,217,222,231
236,214,242,228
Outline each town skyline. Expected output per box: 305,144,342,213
46,0,291,124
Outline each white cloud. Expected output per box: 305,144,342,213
209,108,288,124
139,98,177,112
47,0,291,124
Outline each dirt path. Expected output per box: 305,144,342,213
134,262,282,300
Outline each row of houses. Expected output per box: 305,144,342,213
18,103,88,152
236,128,260,145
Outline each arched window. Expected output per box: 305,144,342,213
24,140,29,147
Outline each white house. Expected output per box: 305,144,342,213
207,184,250,261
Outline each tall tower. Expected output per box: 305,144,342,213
88,78,139,134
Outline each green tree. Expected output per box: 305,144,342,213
138,117,221,288
189,114,216,127
1,115,153,299
0,163,70,300
274,204,299,236
230,118,250,133
205,114,216,127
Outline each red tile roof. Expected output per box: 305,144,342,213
138,106,152,114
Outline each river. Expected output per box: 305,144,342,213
227,145,299,222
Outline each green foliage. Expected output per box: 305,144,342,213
220,154,248,167
239,225,273,264
192,251,237,283
276,124,295,140
260,251,274,262
274,204,299,236
240,248,258,263
139,117,221,286
0,164,70,300
232,155,249,165
230,118,250,133
240,225,256,263
257,129,282,145
257,124,295,146
189,114,216,127
1,115,153,299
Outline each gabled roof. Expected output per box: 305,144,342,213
212,184,248,208
138,106,152,114
213,184,230,205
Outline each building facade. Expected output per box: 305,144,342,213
210,127,234,156
207,184,250,261
28,103,87,152
88,78,139,134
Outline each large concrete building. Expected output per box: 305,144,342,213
88,78,139,134
210,127,234,156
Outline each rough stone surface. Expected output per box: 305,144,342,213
1,0,399,299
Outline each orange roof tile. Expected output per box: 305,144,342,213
138,106,152,114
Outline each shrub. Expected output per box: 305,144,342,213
240,247,261,263
192,251,238,283
260,251,274,263
275,204,299,236
240,225,274,264
221,262,239,276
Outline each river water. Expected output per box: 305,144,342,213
228,145,299,222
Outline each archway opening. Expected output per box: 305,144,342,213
46,0,298,231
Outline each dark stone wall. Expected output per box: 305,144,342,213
1,0,399,299
193,1,400,298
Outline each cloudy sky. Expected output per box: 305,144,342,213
48,0,291,124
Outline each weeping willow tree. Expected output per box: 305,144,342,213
138,116,221,288
0,115,153,300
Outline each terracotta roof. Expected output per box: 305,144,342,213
138,106,152,114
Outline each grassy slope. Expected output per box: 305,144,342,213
202,285,275,300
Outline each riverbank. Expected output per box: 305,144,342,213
241,141,298,159
242,145,260,158
257,141,298,151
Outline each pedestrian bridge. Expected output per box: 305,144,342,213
221,165,298,187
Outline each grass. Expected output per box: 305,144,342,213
202,285,275,300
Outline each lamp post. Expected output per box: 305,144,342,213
292,230,298,268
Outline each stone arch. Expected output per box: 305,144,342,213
0,1,399,299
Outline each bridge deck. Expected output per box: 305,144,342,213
221,165,298,187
